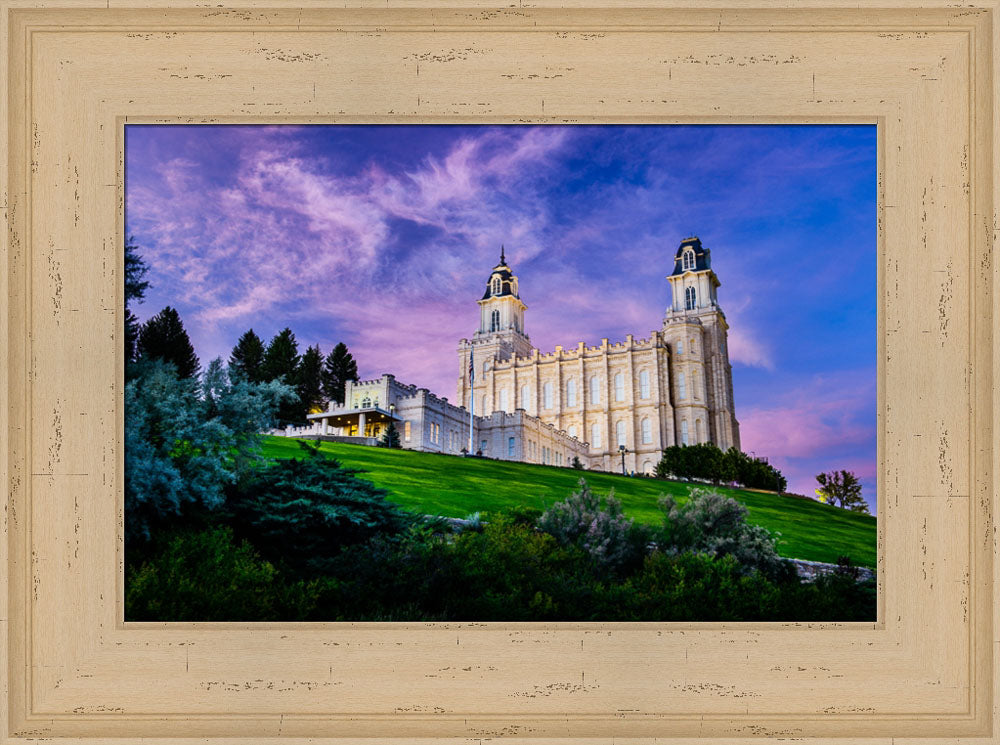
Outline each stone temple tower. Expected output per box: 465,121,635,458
456,247,533,414
662,237,741,451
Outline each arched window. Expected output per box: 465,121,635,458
639,370,650,399
566,378,577,407
568,425,577,439
590,376,601,405
680,420,689,445
543,381,554,409
614,373,625,402
361,396,371,408
690,337,697,354
490,308,501,331
682,248,695,271
692,370,700,400
499,388,508,412
591,423,602,449
481,394,488,414
677,372,687,400
642,460,652,474
695,418,703,442
641,417,652,444
676,339,684,355
520,384,529,410
685,286,696,310
616,420,626,447
492,277,501,295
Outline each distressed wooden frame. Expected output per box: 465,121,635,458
1,1,997,742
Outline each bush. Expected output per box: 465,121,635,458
125,526,320,621
537,479,645,573
225,443,414,576
655,444,786,492
658,488,784,577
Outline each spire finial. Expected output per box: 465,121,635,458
500,244,506,264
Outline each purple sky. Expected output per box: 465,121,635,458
125,124,877,509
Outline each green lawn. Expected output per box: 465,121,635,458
262,436,877,568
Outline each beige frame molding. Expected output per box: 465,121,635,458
1,1,997,742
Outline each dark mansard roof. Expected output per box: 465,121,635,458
481,246,520,300
670,236,713,276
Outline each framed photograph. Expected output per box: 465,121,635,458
2,0,996,742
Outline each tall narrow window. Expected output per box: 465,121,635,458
590,376,600,404
543,382,553,409
639,370,650,399
685,286,696,310
482,394,488,414
682,248,695,271
404,421,411,441
520,384,530,412
490,308,500,331
678,372,687,400
690,338,697,354
692,370,700,400
499,388,508,412
695,418,703,443
676,339,684,355
680,420,689,445
492,277,501,295
616,420,626,447
566,378,576,407
568,425,577,439
641,417,652,444
591,423,602,449
614,373,625,402
508,437,515,457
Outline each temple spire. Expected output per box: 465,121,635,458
500,244,506,265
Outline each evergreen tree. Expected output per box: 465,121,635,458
815,470,868,513
137,306,200,379
261,328,301,424
380,420,401,449
124,237,149,365
296,344,326,417
229,329,266,383
261,328,300,385
322,342,359,406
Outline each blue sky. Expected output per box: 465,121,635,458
125,124,877,508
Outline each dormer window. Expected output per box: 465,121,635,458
681,248,696,271
491,277,502,295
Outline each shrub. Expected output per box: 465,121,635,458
658,488,784,577
537,479,644,573
125,526,320,621
225,443,414,576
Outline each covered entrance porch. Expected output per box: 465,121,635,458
306,405,401,443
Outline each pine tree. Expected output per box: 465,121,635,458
124,237,149,365
229,329,266,383
296,344,326,417
261,328,300,385
137,306,200,379
815,470,868,513
261,328,301,424
322,342,359,406
380,420,401,449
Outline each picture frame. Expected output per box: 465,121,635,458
1,1,996,742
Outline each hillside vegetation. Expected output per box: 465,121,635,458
262,437,876,568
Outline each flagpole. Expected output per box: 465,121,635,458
468,348,475,454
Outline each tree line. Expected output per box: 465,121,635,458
655,442,788,493
125,238,359,426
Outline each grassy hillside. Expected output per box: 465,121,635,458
261,437,877,568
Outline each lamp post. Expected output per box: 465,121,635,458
619,444,627,476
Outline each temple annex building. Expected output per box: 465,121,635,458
287,237,741,475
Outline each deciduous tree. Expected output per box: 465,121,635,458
815,470,868,513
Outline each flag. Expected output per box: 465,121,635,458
468,349,474,384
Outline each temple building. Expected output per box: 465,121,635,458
286,237,739,475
